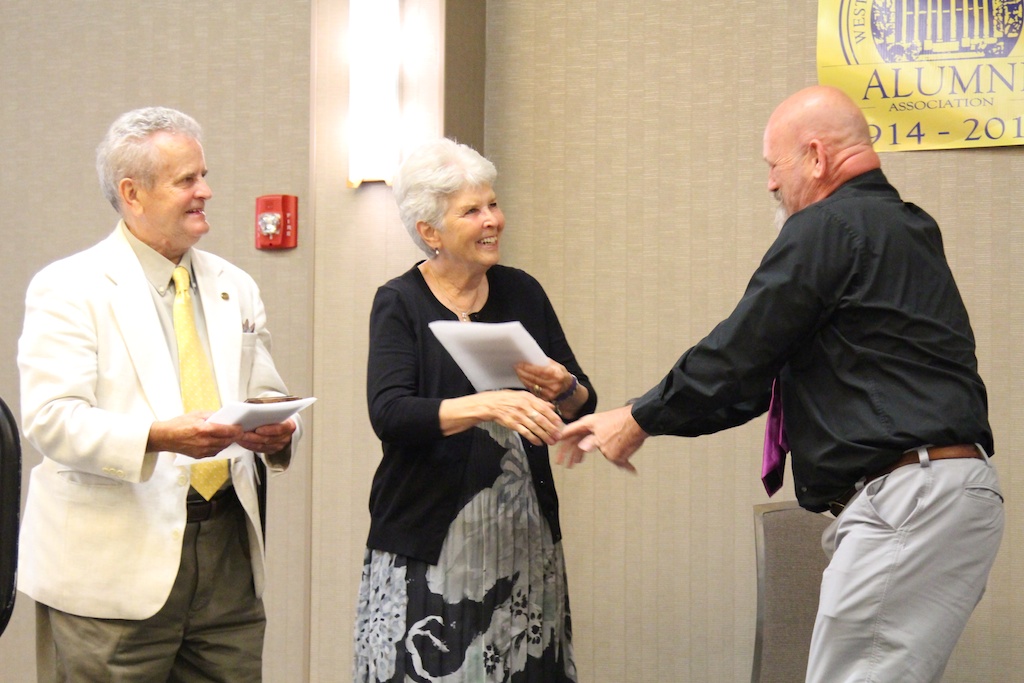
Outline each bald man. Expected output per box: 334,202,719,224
558,86,1003,682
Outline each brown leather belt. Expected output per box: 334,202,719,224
186,486,239,523
828,444,983,517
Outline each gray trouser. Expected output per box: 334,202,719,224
806,448,1004,683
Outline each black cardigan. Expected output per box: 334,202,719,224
365,263,597,563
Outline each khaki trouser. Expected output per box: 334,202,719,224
36,497,265,683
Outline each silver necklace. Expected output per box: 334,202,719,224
426,264,480,322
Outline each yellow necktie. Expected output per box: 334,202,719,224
172,266,229,500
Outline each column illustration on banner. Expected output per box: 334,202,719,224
817,0,1024,151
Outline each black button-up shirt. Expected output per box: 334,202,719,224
631,169,991,512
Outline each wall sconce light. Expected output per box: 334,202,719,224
347,0,443,188
347,0,401,187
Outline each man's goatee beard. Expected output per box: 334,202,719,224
774,202,790,232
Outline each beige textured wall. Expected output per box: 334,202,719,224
0,2,313,680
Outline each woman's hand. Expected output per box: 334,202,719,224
438,389,564,446
515,360,589,420
515,360,573,402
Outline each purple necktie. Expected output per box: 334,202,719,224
761,378,789,496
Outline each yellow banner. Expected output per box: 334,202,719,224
817,0,1024,151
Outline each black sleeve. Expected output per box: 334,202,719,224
366,284,446,444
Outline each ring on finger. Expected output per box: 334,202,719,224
529,411,541,421
533,384,542,396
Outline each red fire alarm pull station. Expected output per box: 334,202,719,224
255,195,298,249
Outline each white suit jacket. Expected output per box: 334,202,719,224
17,224,302,620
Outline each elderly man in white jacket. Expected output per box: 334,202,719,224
17,106,302,682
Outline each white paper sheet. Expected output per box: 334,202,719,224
208,396,317,431
428,320,549,392
174,396,316,464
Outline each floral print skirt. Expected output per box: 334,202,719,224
353,422,577,683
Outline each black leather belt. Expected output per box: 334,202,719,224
186,486,239,523
828,444,983,517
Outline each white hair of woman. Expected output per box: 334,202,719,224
392,138,497,257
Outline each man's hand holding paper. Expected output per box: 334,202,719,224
148,412,243,461
164,396,314,464
234,416,298,456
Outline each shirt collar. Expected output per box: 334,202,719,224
119,220,196,296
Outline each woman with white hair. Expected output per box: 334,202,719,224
354,138,596,682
